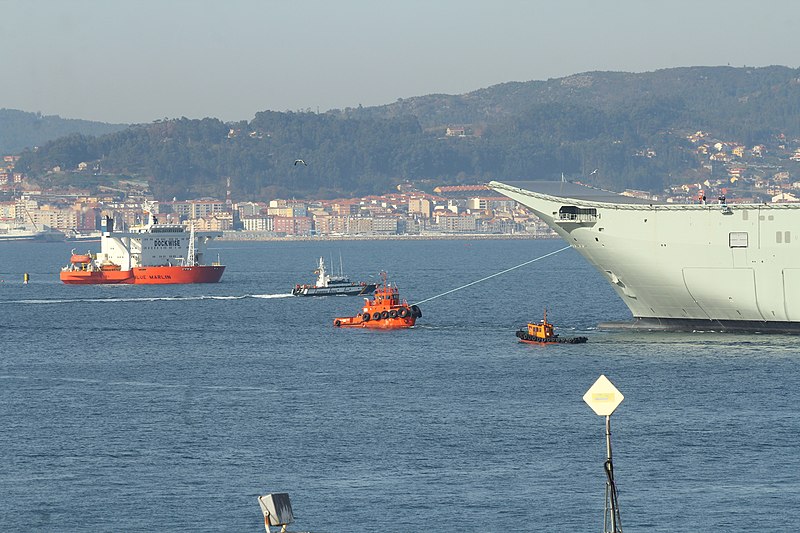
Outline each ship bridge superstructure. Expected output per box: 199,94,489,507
96,215,221,270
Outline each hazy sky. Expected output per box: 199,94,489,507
2,0,799,124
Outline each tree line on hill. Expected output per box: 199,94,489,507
0,108,127,154
12,66,800,200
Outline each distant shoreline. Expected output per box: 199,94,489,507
218,232,556,242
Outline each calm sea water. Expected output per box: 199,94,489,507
1,239,798,532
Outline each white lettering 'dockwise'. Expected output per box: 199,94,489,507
154,238,181,247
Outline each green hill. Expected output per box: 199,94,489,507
345,65,800,138
13,65,800,199
0,109,128,154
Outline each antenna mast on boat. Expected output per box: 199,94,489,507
186,220,196,267
22,206,39,231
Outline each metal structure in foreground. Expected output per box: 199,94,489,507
583,374,624,533
258,493,295,533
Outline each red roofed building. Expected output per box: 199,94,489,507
273,216,312,236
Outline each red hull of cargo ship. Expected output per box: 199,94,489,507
132,265,225,284
60,269,135,284
60,265,225,285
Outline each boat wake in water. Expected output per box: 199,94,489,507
0,293,294,305
0,374,279,393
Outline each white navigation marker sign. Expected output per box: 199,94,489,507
584,374,624,533
583,374,624,416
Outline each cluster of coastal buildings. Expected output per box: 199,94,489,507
232,185,554,238
625,130,800,203
2,151,555,239
0,181,555,240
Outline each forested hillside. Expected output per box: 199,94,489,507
345,65,800,140
0,109,128,154
13,66,800,200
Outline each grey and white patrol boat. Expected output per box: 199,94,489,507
292,256,376,297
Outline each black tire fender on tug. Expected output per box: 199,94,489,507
373,312,381,320
362,312,370,321
389,310,398,318
380,310,390,319
334,320,341,327
398,307,409,318
411,305,422,318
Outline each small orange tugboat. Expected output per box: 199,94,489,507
333,272,421,329
516,309,587,344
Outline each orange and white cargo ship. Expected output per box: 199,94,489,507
60,208,224,285
333,272,421,329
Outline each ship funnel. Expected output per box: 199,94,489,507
101,215,114,236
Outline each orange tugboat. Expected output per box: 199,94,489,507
516,309,587,344
333,272,421,329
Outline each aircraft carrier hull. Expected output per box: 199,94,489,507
491,180,800,333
